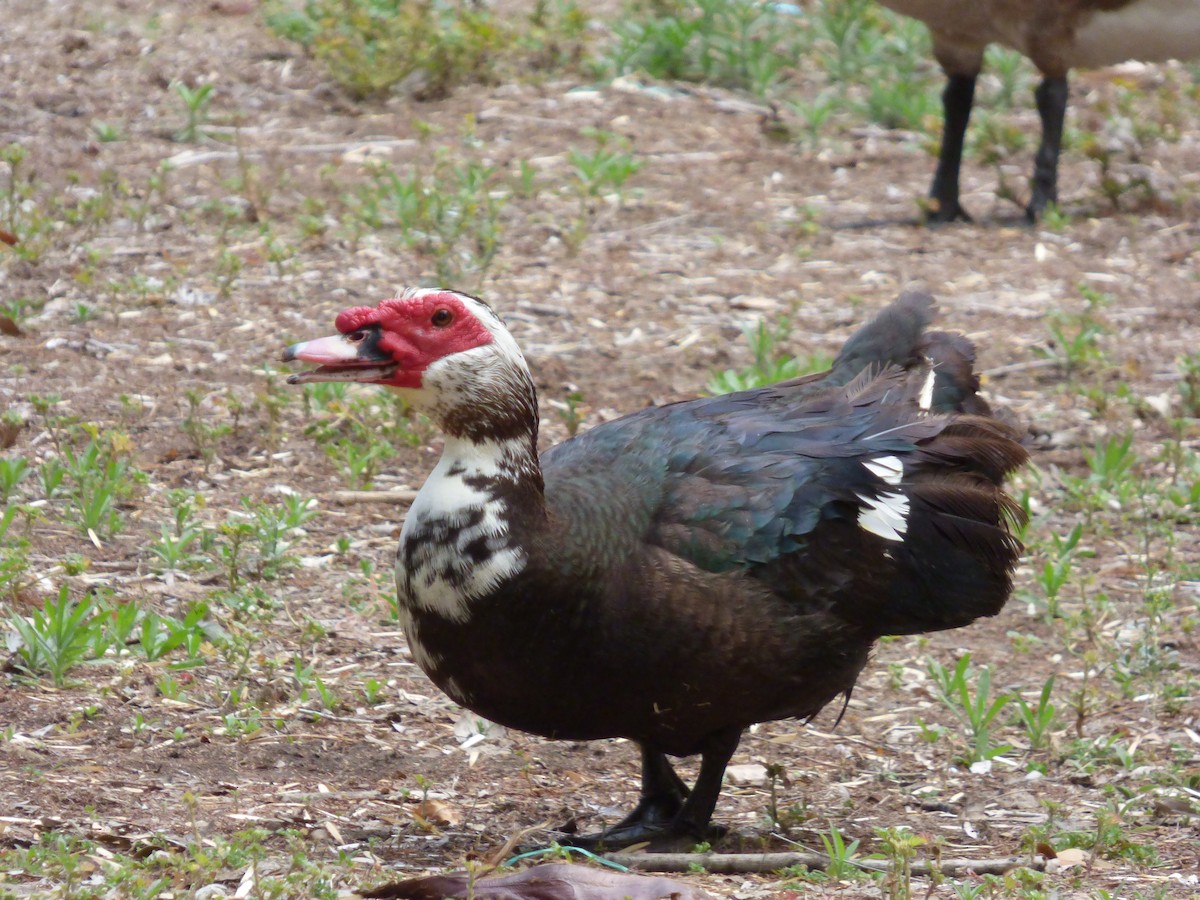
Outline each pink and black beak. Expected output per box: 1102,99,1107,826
283,325,397,385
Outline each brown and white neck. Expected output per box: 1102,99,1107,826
396,381,544,626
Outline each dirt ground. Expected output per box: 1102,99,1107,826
1,1,1198,897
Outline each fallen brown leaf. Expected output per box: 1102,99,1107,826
1054,848,1089,866
0,418,19,449
414,797,461,828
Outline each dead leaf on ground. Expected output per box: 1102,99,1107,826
414,797,461,828
358,863,716,899
1045,846,1093,874
0,417,19,449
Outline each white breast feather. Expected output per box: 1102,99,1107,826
398,440,528,625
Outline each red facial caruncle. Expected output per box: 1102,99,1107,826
284,290,495,388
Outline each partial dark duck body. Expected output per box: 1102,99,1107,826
876,0,1200,221
284,289,1027,848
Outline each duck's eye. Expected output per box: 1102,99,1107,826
347,330,366,343
431,308,453,327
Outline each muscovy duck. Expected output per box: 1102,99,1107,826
874,0,1200,221
283,289,1026,849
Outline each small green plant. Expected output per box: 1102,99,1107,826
1038,287,1112,377
1177,351,1200,417
812,0,881,83
875,825,925,900
303,387,423,486
789,92,838,149
38,456,66,499
254,496,314,577
1079,122,1157,213
1,143,30,233
99,596,140,651
0,505,32,601
0,456,29,502
172,81,215,142
927,654,1013,764
150,522,204,577
216,519,254,589
214,246,243,299
90,120,122,142
550,390,587,437
817,822,864,880
1,143,55,258
344,154,506,284
220,710,263,738
1012,675,1058,751
1084,431,1136,494
310,675,339,712
138,610,194,662
211,496,316,586
861,76,936,131
8,586,105,686
61,437,139,539
1043,312,1104,376
604,0,812,97
0,295,45,328
707,317,831,394
1030,523,1085,619
182,389,233,471
151,489,208,578
361,677,386,705
568,130,642,201
326,437,393,488
265,0,584,100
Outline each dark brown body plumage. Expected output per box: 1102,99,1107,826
289,289,1027,849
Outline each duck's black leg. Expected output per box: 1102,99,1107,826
562,745,688,850
926,72,977,223
1027,75,1068,222
615,746,691,829
562,728,743,851
670,726,742,841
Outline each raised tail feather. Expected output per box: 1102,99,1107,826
828,291,990,417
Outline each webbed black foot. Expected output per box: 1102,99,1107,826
923,198,973,224
558,730,743,852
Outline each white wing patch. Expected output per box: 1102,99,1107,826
863,455,904,485
918,366,936,411
856,490,910,542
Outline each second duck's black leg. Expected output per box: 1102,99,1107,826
1027,75,1069,221
926,72,977,223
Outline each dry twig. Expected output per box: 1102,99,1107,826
605,850,1046,876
